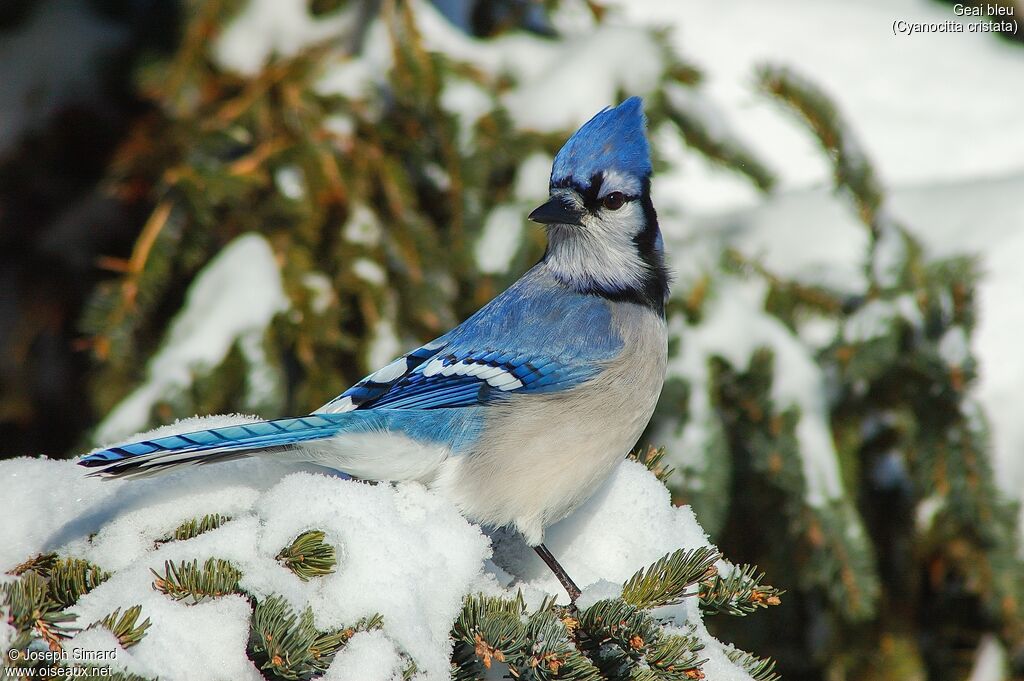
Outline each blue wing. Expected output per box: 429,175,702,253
316,342,602,412
81,266,627,478
317,266,625,414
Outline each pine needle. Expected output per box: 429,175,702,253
276,530,337,581
160,513,231,543
725,648,781,681
1,571,78,651
452,593,527,673
93,605,152,648
8,552,58,577
49,558,111,608
151,558,242,603
628,445,676,484
249,595,380,679
621,547,720,610
699,563,784,617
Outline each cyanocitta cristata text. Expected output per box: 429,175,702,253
80,97,670,601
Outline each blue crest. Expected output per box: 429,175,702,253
550,97,652,189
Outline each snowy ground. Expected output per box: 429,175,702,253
619,0,1024,511
0,417,757,681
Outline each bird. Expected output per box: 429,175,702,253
79,97,670,602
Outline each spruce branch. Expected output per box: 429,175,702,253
621,547,720,610
519,610,603,680
699,563,783,617
160,513,231,543
49,558,111,608
1,571,78,651
725,648,781,681
276,530,337,581
249,595,379,680
633,627,707,681
8,552,59,577
577,599,707,681
151,558,242,603
628,445,676,485
663,86,776,193
757,64,883,230
578,598,659,657
451,593,528,673
92,605,152,648
757,63,915,293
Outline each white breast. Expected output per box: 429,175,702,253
430,303,668,545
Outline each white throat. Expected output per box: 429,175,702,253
544,198,651,294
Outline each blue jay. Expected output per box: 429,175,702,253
80,97,670,601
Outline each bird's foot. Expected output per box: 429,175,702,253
533,543,582,603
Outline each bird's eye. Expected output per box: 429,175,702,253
602,192,626,210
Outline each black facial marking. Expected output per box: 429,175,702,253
577,177,669,316
545,175,670,315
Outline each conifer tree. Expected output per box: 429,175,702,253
0,1,1020,679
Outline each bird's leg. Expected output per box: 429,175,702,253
533,543,582,603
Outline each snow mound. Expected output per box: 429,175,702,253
1,416,759,681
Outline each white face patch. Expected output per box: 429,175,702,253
597,168,641,198
543,188,652,294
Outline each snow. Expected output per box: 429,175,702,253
500,25,666,133
352,258,387,286
938,326,970,368
1,420,757,680
440,78,494,151
93,235,290,444
323,630,405,681
871,217,907,289
474,205,525,274
342,203,383,246
274,165,306,200
614,0,1024,519
622,0,1024,192
967,634,1007,681
844,300,898,344
679,174,1024,516
214,0,357,76
657,276,846,508
513,153,554,201
302,272,335,314
366,318,402,371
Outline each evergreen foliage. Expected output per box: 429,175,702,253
449,547,781,680
92,605,152,649
5,511,780,679
1,1,1021,678
1,570,77,651
160,512,231,542
620,547,718,610
724,649,780,681
627,445,676,485
150,557,243,603
249,595,381,680
276,530,338,581
698,565,783,618
49,558,112,609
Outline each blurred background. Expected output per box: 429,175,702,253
1,0,1022,679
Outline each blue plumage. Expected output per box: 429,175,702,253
79,99,670,602
549,97,651,189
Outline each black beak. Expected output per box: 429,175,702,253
528,197,584,226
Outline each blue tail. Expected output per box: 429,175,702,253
79,414,350,479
